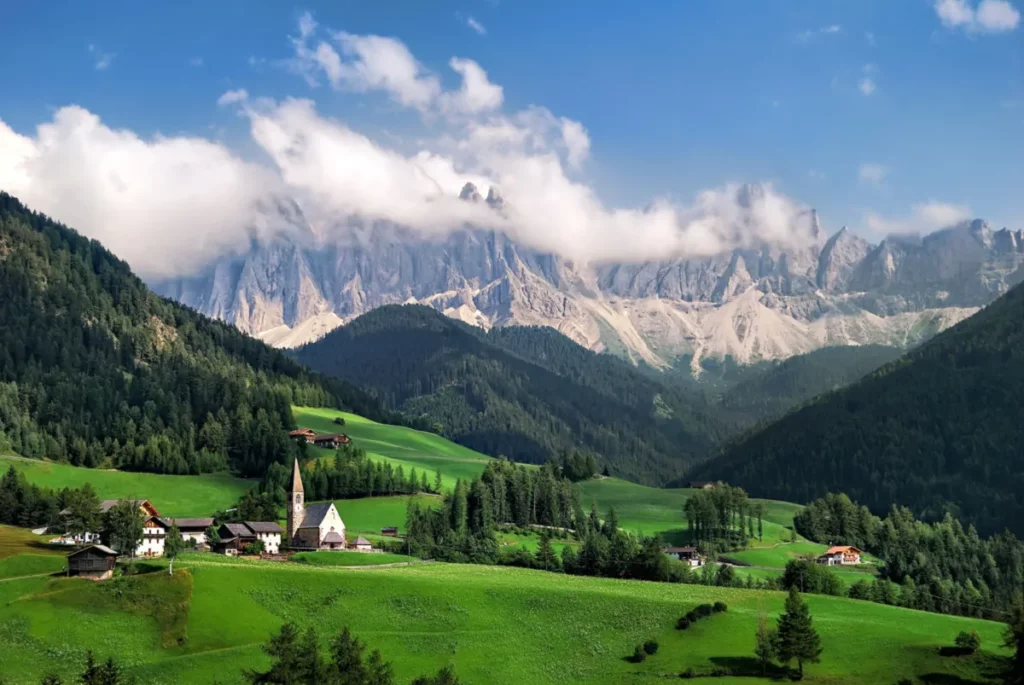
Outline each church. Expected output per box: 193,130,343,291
287,459,348,551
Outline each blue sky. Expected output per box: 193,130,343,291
0,0,1021,276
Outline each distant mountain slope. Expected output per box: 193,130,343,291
292,305,730,485
688,282,1024,535
158,185,1019,369
715,344,904,428
0,192,387,477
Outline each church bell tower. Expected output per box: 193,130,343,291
287,458,305,544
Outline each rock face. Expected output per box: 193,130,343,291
154,193,1024,371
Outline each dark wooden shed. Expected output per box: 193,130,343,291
67,544,118,580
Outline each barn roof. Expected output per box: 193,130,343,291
171,517,214,529
68,544,118,557
244,521,284,534
222,523,252,538
823,546,862,555
664,546,699,554
354,536,371,546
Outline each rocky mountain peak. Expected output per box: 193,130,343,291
459,182,483,202
486,187,506,211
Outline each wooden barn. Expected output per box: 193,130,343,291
312,433,350,449
67,544,118,580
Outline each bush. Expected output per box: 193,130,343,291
712,601,728,613
680,668,697,679
954,629,981,654
676,616,692,630
630,645,646,663
696,603,713,617
643,639,659,655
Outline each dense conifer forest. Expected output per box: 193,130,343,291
0,193,390,477
690,280,1024,536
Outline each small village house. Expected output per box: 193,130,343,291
288,428,317,444
664,545,705,567
351,536,373,552
170,518,215,547
686,481,718,491
312,433,350,449
138,516,167,557
288,460,348,551
67,544,118,580
816,545,863,566
215,521,284,555
381,527,399,537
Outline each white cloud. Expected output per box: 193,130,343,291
865,201,973,237
859,163,887,184
865,31,877,46
466,16,487,35
217,89,249,106
808,169,826,180
859,77,877,96
798,24,842,41
935,0,1020,32
87,44,115,71
189,57,204,67
0,107,277,279
0,15,829,279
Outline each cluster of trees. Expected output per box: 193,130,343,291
550,449,600,482
243,623,462,685
0,465,106,531
294,304,730,485
690,279,1024,537
682,484,765,550
291,443,442,501
34,651,135,685
795,493,1024,619
0,193,391,478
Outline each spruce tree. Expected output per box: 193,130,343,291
534,532,559,571
1006,594,1024,685
775,588,822,679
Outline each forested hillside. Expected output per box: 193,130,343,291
689,280,1024,535
293,305,731,484
0,193,387,477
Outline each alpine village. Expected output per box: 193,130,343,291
2,3,1024,684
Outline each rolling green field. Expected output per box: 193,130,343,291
293,550,418,566
0,455,252,517
0,557,1009,684
293,407,492,490
330,494,439,537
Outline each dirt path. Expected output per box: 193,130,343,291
0,572,58,583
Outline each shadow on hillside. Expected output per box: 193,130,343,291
456,431,551,466
918,675,987,685
706,656,790,680
659,528,694,546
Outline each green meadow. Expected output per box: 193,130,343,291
293,406,492,490
293,550,418,566
0,455,252,517
0,557,1010,684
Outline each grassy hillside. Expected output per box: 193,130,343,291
0,558,1009,684
690,280,1024,536
0,454,251,517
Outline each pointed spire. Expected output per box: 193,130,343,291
291,458,304,494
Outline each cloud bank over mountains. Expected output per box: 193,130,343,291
0,12,964,280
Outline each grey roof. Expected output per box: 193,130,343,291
69,544,118,557
244,521,284,534
321,531,345,543
664,546,699,554
297,502,335,529
222,523,252,537
171,517,214,529
353,536,371,546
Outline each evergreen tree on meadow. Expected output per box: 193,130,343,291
103,500,144,565
754,612,778,676
534,532,559,571
775,588,822,679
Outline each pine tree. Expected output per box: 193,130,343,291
534,532,559,571
243,622,306,684
365,648,395,685
434,469,443,494
775,588,822,679
754,613,777,676
1006,594,1024,685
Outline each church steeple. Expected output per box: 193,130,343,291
287,459,305,544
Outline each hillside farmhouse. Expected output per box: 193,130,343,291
171,518,215,547
288,428,317,443
288,460,348,551
817,545,863,566
312,433,351,449
351,536,373,551
664,545,705,567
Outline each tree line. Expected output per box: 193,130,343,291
795,492,1024,619
290,442,442,501
0,192,393,479
682,484,765,551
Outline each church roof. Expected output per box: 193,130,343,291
291,459,304,494
297,502,335,529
